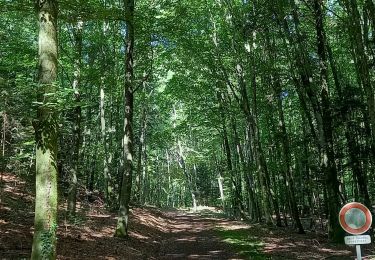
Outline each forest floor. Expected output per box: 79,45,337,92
0,172,374,259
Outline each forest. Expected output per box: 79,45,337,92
0,0,375,259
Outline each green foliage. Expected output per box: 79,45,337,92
68,213,86,226
41,223,58,259
1,0,375,247
216,228,267,259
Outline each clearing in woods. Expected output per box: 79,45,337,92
0,172,372,259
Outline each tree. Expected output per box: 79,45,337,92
1,0,375,248
115,0,135,238
31,0,59,259
67,18,83,218
313,0,345,242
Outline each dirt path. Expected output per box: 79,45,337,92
158,210,242,259
156,210,375,260
1,172,374,259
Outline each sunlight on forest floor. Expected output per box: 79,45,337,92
216,228,266,259
1,172,374,259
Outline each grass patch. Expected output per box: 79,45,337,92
216,228,269,259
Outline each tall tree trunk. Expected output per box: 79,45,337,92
215,155,226,211
115,0,135,237
32,1,59,259
166,150,171,207
177,140,197,212
136,104,147,204
141,134,148,205
324,9,373,212
264,28,305,233
0,111,7,204
217,91,246,218
341,0,375,144
67,19,83,218
82,70,94,190
237,63,281,226
314,0,345,242
100,85,110,204
274,0,344,240
272,77,305,233
230,117,250,220
346,121,371,208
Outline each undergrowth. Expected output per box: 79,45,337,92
216,228,268,259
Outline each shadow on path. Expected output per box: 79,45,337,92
158,211,244,259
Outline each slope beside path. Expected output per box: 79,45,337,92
1,172,373,259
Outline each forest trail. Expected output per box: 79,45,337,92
0,172,374,259
157,210,244,259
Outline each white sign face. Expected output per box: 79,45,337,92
344,235,371,245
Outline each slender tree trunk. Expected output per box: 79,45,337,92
301,116,315,221
136,105,147,204
217,91,246,218
100,85,110,204
341,0,375,143
32,1,59,259
273,77,305,233
166,150,171,207
264,28,305,233
67,19,83,218
274,0,344,240
244,126,260,222
230,116,253,220
346,121,371,208
82,77,94,190
141,136,148,205
324,11,373,211
215,155,226,211
314,0,345,242
177,140,197,212
0,112,7,204
241,63,281,226
115,0,135,237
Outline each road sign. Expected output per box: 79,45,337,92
344,235,371,245
339,202,372,235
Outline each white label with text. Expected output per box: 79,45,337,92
344,235,371,245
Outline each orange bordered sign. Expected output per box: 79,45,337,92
339,202,372,235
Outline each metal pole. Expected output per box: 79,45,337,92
356,245,362,260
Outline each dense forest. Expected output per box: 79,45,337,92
0,0,375,259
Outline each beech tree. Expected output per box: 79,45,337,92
115,0,135,238
1,0,374,250
31,0,59,259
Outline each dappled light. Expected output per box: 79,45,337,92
1,172,374,259
2,0,375,258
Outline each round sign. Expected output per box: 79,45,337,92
339,202,372,235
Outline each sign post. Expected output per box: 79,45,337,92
339,202,372,260
356,245,362,260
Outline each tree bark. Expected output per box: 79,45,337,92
314,0,345,242
136,104,147,204
177,140,197,212
32,1,59,259
115,0,135,238
100,85,110,204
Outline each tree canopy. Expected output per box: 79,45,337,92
1,0,375,257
